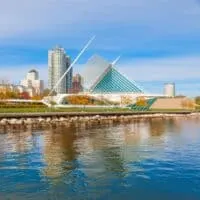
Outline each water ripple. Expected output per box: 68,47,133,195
0,118,200,199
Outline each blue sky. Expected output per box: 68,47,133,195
0,0,200,96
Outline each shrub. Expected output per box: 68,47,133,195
121,96,133,105
195,96,200,105
136,97,147,107
181,99,195,110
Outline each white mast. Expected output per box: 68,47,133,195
111,55,121,66
48,36,96,97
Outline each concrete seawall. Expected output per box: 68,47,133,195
0,112,199,129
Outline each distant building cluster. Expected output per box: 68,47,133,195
0,84,25,94
0,44,178,101
20,69,44,97
0,69,44,98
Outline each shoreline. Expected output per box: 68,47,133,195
0,111,198,119
0,111,199,128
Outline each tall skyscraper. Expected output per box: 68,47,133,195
48,46,72,94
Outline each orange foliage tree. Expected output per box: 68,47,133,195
0,87,20,99
67,95,90,105
136,97,147,107
195,96,200,105
31,95,42,100
20,92,30,99
181,99,195,110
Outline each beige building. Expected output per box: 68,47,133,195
150,97,195,110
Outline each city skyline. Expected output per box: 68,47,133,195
0,0,200,96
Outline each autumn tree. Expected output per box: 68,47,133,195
67,95,90,105
20,92,30,99
136,97,147,107
0,87,20,99
42,89,51,97
188,100,195,110
181,99,195,110
31,95,42,100
195,96,200,105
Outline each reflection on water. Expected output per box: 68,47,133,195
0,118,200,199
42,127,78,179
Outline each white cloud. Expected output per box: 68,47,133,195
0,0,200,41
118,55,200,81
1,55,199,84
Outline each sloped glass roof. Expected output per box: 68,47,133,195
91,67,143,93
80,55,110,90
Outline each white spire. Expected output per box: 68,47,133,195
111,55,121,66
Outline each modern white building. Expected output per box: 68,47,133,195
48,46,72,94
20,69,44,97
164,83,176,97
46,55,166,106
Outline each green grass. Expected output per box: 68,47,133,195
0,107,132,113
196,107,200,112
0,106,199,114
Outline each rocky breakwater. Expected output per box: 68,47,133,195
0,112,199,131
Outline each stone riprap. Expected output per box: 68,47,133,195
0,112,199,130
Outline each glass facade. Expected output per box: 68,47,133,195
81,55,110,90
91,67,143,93
81,55,144,94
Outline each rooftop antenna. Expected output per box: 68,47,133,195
48,35,96,97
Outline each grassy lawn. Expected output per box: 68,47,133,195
196,107,200,112
0,106,199,114
0,107,132,113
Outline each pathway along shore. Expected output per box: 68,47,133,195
0,111,199,128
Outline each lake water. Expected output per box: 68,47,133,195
0,118,200,200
